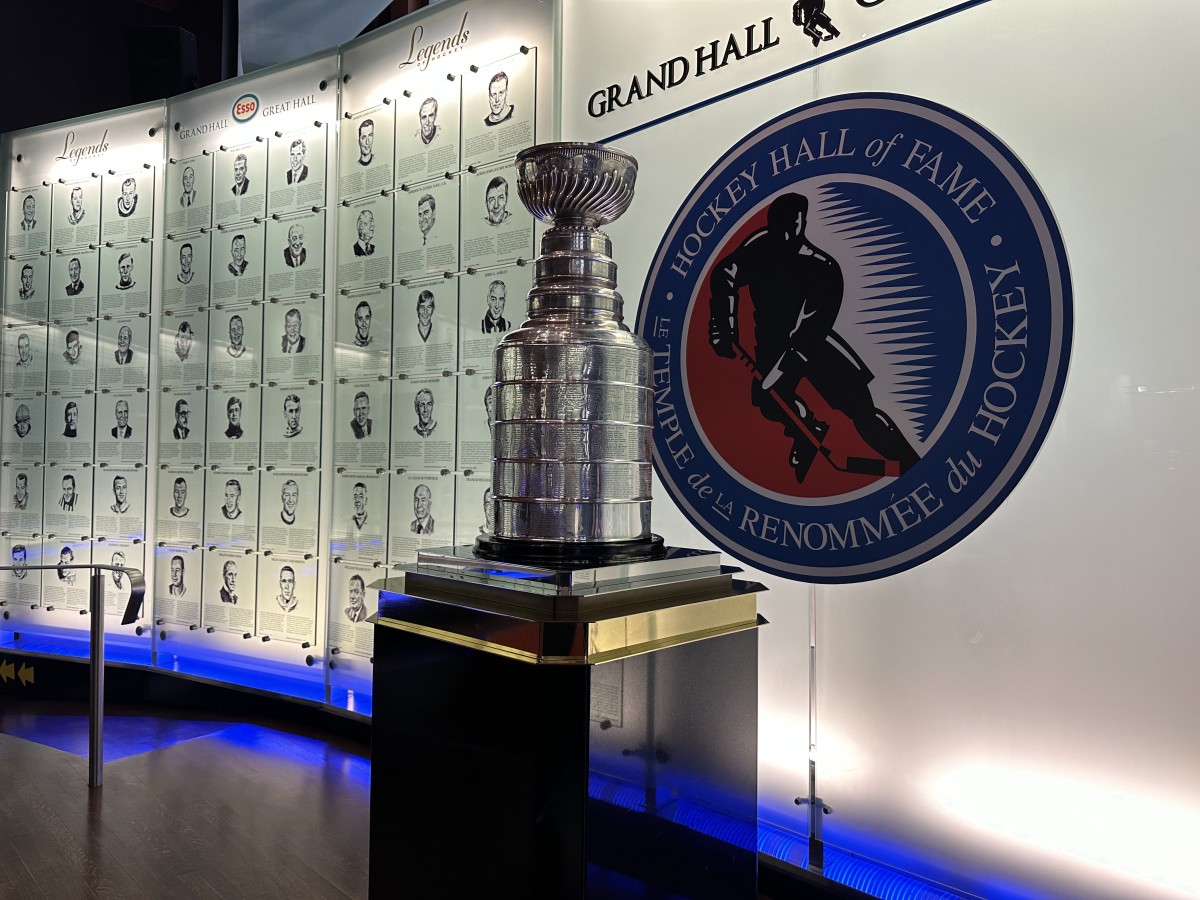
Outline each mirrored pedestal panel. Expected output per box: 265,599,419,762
369,548,764,899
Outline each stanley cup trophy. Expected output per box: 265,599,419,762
474,142,665,565
372,142,762,900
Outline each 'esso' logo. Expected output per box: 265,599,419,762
232,93,259,123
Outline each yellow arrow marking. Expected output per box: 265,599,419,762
0,659,12,683
17,663,33,687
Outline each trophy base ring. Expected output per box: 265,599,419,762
473,533,666,568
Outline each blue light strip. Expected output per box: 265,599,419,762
587,771,969,898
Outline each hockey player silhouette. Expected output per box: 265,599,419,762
793,0,841,47
708,192,920,483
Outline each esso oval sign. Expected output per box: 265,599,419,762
232,93,259,123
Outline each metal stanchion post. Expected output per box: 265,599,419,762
88,568,105,788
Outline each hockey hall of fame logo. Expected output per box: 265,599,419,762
637,93,1072,583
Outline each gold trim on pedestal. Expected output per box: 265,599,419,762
377,590,761,666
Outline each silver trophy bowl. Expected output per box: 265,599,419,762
475,142,663,565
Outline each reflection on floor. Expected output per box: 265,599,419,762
0,699,936,899
0,700,370,899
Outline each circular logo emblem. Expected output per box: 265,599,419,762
232,93,259,123
637,93,1072,583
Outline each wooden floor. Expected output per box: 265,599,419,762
0,699,856,900
0,700,370,899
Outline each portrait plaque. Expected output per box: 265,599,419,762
154,544,203,626
8,185,50,256
391,372,456,472
52,177,101,249
166,153,214,235
393,278,456,377
268,124,328,216
100,170,154,243
334,287,391,379
339,104,395,199
50,246,100,322
213,141,268,226
202,548,257,635
98,241,152,317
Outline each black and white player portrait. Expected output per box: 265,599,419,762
351,481,369,530
287,139,309,184
110,551,127,590
172,398,191,438
66,186,86,225
484,176,511,227
115,252,136,291
20,194,37,230
13,473,29,511
415,289,435,343
14,332,34,369
351,391,372,439
11,543,28,579
227,315,247,358
484,385,495,428
62,329,83,365
114,324,134,364
482,279,509,332
58,474,79,512
63,401,80,437
228,234,249,276
111,399,133,438
13,403,32,438
357,118,375,167
353,209,375,256
354,300,373,347
65,257,85,295
346,574,369,623
259,470,316,556
168,555,187,597
410,483,434,534
275,565,298,612
279,478,300,524
167,156,212,236
484,71,515,127
284,224,307,267
418,97,440,145
116,178,138,218
18,264,36,301
282,392,303,438
180,166,198,207
416,193,435,245
174,322,194,361
224,395,244,439
232,153,251,195
219,560,239,604
281,307,305,353
221,479,243,520
413,387,436,438
169,477,190,517
109,474,130,514
57,546,77,585
177,242,196,284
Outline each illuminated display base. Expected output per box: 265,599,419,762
369,548,763,899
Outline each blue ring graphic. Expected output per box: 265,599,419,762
637,93,1072,583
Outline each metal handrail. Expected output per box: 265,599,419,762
0,563,146,787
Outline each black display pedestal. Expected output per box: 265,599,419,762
369,548,765,900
